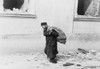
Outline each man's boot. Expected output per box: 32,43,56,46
50,58,57,63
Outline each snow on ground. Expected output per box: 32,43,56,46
0,52,100,69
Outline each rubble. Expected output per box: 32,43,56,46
78,48,89,54
82,66,100,69
63,48,100,68
67,48,100,61
0,51,100,69
63,62,74,66
76,64,81,66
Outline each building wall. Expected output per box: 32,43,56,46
0,0,100,54
0,0,74,54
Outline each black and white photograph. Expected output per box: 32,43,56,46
0,0,100,69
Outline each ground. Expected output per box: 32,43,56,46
0,52,100,69
1,33,100,69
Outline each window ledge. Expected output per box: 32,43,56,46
0,13,36,18
74,17,100,22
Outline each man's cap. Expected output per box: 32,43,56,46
41,22,47,26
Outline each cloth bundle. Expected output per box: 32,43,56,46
48,26,67,44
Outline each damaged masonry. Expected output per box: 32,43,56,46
62,48,100,69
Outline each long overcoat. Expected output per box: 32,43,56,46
44,28,59,59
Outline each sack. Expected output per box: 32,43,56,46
51,27,67,44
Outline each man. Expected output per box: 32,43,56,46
41,22,59,63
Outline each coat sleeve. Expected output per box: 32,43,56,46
51,29,59,37
43,29,58,37
43,29,51,36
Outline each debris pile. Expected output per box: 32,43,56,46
63,48,100,67
66,48,100,62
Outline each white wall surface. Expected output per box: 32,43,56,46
0,0,100,54
0,0,74,54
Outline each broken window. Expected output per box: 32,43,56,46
77,0,100,17
0,0,35,15
3,0,29,13
0,0,36,18
4,0,24,10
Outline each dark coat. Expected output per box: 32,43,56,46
44,28,59,59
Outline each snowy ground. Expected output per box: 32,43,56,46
0,52,100,69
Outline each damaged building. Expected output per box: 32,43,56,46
0,0,99,54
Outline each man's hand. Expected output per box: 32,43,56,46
48,28,52,34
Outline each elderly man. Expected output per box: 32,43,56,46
41,22,59,63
